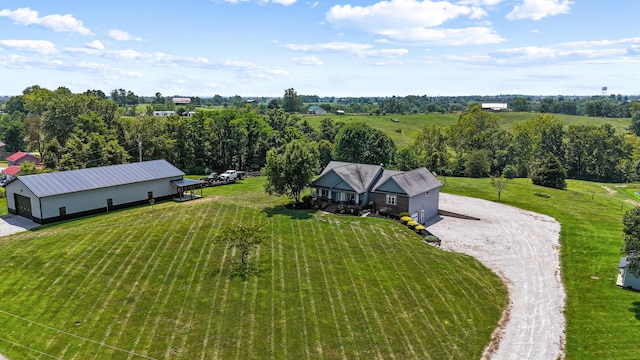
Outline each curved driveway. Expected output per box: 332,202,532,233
427,193,565,360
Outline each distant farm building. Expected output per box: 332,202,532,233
7,151,41,167
482,103,508,111
172,97,191,105
5,160,201,224
307,106,327,115
153,111,176,117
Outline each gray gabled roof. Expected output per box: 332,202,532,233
14,159,184,198
373,167,442,197
314,161,383,194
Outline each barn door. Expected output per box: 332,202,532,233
14,194,33,220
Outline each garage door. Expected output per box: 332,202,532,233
14,194,33,220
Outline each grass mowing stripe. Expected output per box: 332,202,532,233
0,335,62,359
278,222,288,358
211,204,243,359
118,207,197,357
295,220,323,359
309,220,348,360
161,203,211,358
349,222,420,358
0,309,157,360
290,221,312,359
176,203,225,357
333,219,390,359
315,215,360,358
373,224,457,356
198,230,231,360
137,211,203,357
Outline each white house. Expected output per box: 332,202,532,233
5,160,199,224
309,161,442,224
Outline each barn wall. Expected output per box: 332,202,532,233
39,177,181,222
5,180,42,220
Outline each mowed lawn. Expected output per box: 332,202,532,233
441,177,640,360
0,177,506,359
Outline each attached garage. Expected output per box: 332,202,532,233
5,159,190,224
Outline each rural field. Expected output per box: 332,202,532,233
0,178,506,359
301,112,631,147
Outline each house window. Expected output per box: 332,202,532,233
59,207,66,217
347,193,356,202
320,189,329,198
386,194,397,206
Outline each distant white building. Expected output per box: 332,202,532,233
153,111,176,117
481,103,508,111
172,97,191,105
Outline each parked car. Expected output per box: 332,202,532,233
219,169,245,181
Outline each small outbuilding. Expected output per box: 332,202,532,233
5,159,198,224
617,257,640,290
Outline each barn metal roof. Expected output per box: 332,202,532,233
15,160,185,198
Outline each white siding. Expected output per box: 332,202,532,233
39,177,179,220
408,187,440,224
6,180,41,219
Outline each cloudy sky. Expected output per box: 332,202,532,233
0,0,638,97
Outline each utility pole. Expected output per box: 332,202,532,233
137,137,142,162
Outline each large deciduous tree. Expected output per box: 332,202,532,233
333,122,396,166
263,139,319,203
282,88,302,114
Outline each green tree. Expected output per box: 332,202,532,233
0,113,26,152
282,88,302,113
394,148,420,171
511,97,532,112
214,223,269,276
630,101,640,136
623,207,640,276
263,139,319,203
464,150,490,178
412,125,448,174
530,153,567,189
490,174,509,201
317,139,333,170
333,122,396,165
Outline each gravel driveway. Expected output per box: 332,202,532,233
426,193,565,360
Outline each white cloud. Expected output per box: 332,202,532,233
325,0,504,45
378,26,504,45
285,41,408,58
271,0,297,5
0,7,92,35
107,29,142,41
507,0,572,21
327,0,472,29
0,39,57,54
86,40,105,50
292,56,324,65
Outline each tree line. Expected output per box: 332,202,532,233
2,86,640,190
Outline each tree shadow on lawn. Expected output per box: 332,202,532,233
262,204,316,220
212,261,270,282
629,301,640,320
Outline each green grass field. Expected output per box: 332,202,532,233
301,112,631,147
440,177,640,359
0,178,506,359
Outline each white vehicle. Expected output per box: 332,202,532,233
219,169,244,181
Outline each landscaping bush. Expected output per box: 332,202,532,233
399,211,410,218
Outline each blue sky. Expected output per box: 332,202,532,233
0,0,638,97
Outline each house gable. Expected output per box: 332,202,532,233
372,176,407,195
311,170,357,192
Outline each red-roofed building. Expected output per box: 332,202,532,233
6,152,41,167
